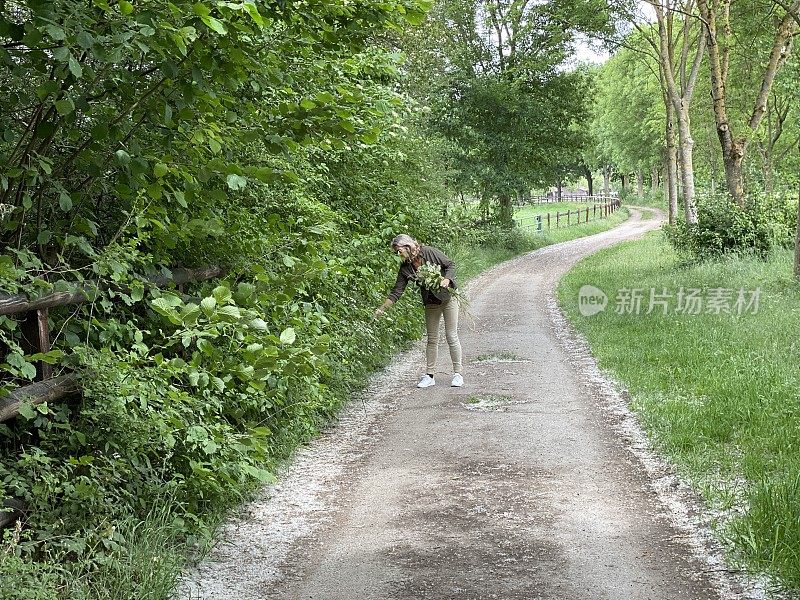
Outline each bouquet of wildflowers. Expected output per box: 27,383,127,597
415,262,467,305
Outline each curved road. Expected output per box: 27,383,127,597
182,208,749,600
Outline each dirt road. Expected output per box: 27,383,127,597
182,208,757,600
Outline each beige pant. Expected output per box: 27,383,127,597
424,298,462,374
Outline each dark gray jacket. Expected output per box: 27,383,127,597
388,245,457,306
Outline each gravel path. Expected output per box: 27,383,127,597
180,208,764,600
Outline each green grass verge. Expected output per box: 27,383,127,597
1,499,197,600
557,231,800,590
620,191,667,209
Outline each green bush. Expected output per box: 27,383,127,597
664,192,796,259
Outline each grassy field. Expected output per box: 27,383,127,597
449,207,631,280
558,231,800,590
515,201,612,220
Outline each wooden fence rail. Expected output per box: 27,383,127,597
0,374,79,423
523,194,619,206
0,265,225,423
0,265,226,528
516,200,621,233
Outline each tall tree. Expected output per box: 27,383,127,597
636,2,706,223
698,0,800,206
417,0,611,224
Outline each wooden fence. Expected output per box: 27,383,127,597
524,194,619,205
516,199,622,233
0,265,224,528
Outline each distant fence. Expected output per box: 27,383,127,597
516,199,622,233
524,194,619,205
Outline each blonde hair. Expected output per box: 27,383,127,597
390,234,421,260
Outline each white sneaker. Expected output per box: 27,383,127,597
451,373,464,387
417,374,436,388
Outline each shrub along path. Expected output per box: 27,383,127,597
182,208,752,599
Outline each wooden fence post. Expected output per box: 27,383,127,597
19,309,52,381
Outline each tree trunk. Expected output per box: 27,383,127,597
636,169,644,197
665,151,679,225
556,178,562,202
665,79,679,226
585,167,594,197
722,140,746,206
498,195,514,227
676,100,698,223
603,165,611,196
709,138,717,194
621,174,627,193
651,164,659,195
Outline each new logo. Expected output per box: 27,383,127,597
578,285,608,316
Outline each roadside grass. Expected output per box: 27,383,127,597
67,503,196,600
620,189,667,210
447,238,539,281
0,498,206,600
557,231,800,590
627,204,658,220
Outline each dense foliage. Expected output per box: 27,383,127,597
0,0,481,596
400,0,611,222
664,193,798,259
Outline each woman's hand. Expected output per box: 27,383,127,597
374,298,394,319
441,278,451,289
